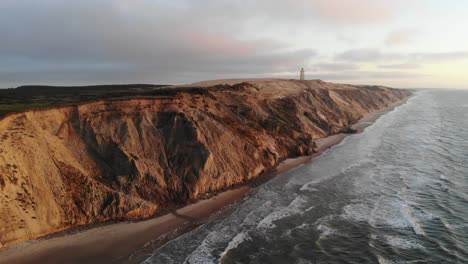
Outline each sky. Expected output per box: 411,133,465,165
1,0,468,88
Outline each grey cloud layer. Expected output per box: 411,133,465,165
1,0,335,85
2,0,456,87
336,49,468,63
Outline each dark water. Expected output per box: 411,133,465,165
144,90,468,264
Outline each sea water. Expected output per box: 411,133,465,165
144,90,468,264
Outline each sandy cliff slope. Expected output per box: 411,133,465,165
0,79,411,247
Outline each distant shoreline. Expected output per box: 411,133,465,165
0,95,411,264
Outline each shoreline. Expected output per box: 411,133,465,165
0,96,411,264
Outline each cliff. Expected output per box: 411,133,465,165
0,79,411,247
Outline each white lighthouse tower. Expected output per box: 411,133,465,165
300,68,305,80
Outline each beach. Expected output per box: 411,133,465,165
0,97,410,264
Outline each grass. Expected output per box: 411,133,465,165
0,82,248,118
0,85,165,118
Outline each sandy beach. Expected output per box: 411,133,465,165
0,186,250,264
0,97,410,264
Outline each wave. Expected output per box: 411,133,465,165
341,197,426,236
257,196,308,229
219,232,252,260
241,200,274,227
315,215,338,240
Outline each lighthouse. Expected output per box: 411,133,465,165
300,68,305,80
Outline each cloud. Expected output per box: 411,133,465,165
378,63,421,69
384,29,418,46
411,51,468,61
0,0,416,86
310,0,396,24
0,0,323,86
335,49,401,62
311,62,360,71
336,34,357,45
273,67,426,81
336,49,468,63
186,0,399,25
364,71,427,79
305,70,427,82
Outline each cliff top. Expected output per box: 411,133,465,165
179,78,382,98
0,78,396,119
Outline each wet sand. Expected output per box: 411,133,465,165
0,97,410,264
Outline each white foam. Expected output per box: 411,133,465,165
182,232,224,264
241,200,273,226
256,196,308,229
342,203,371,223
401,203,425,235
296,258,313,264
220,232,251,258
257,209,294,229
299,182,318,192
183,223,240,264
289,196,308,210
377,255,395,264
342,198,426,236
315,215,337,239
183,252,216,264
316,223,337,239
298,178,329,192
377,255,408,264
295,223,311,230
383,235,423,250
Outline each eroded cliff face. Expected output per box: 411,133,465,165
0,79,411,247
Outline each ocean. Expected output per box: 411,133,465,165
143,90,468,264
